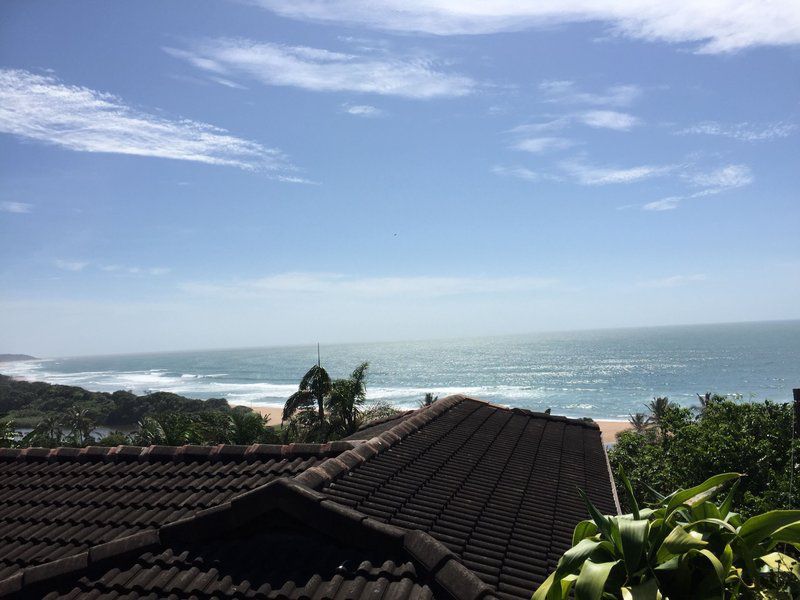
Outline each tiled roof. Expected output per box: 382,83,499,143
0,441,353,580
343,409,419,440
0,395,617,600
303,397,618,600
3,479,493,600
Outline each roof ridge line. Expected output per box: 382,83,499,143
0,441,355,463
294,394,597,492
453,395,600,428
293,394,467,490
354,408,418,431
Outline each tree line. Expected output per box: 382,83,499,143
0,361,406,448
610,393,798,518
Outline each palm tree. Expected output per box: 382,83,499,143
132,413,193,446
327,362,369,436
420,393,438,407
65,407,96,446
132,416,163,445
229,410,271,444
627,412,652,433
157,414,194,445
284,364,332,422
21,415,64,448
646,396,672,429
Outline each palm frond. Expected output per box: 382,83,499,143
283,390,316,422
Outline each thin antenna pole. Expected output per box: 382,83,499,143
317,342,321,368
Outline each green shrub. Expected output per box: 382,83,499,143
0,374,236,428
96,431,131,446
533,472,800,600
610,396,798,517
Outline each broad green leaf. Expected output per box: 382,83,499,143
574,560,620,600
684,517,738,535
665,473,740,516
719,543,733,577
619,468,640,520
760,552,800,577
656,525,707,562
690,501,722,522
698,549,728,585
532,572,579,600
609,517,623,556
557,538,603,575
573,520,599,546
558,574,577,599
719,479,740,517
618,518,649,574
578,489,612,539
532,571,558,600
621,578,660,600
654,556,681,571
738,510,800,547
768,522,800,546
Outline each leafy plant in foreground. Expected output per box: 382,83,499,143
533,472,800,600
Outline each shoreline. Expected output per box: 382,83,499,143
239,404,632,444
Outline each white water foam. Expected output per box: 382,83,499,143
3,360,556,410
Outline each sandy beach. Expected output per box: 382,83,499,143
242,404,284,423
595,420,632,444
240,404,631,444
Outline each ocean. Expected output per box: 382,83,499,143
3,320,798,420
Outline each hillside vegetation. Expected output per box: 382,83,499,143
0,374,233,427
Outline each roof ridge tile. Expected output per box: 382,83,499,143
296,395,468,490
0,441,356,464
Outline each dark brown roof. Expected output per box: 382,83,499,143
343,408,420,440
0,395,617,600
0,441,353,580
3,479,492,600
302,397,618,600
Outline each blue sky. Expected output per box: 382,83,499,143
1,1,799,356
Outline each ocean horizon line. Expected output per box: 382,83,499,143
14,316,800,362
3,319,797,421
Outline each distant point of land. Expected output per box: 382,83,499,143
0,354,37,363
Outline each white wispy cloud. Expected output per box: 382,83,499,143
513,137,574,154
688,164,754,189
677,121,797,141
494,157,671,186
181,272,557,299
578,110,641,131
0,201,33,214
101,265,172,276
0,69,300,176
491,165,547,182
638,274,707,288
510,109,640,144
253,1,800,53
342,103,384,117
539,81,642,107
54,260,88,272
641,198,682,211
166,40,476,99
560,160,673,185
642,163,753,210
